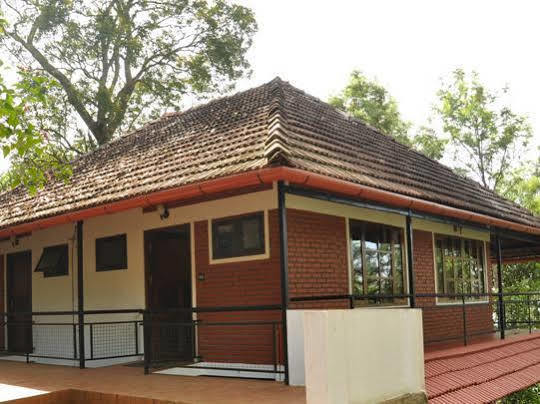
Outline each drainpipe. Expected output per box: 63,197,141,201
77,220,85,368
406,214,416,308
496,236,505,340
277,181,289,385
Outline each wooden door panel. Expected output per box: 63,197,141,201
7,251,32,353
145,226,193,362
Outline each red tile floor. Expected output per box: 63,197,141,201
1,332,538,403
0,362,305,404
425,332,540,403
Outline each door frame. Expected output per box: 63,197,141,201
143,223,195,361
143,224,192,311
6,250,32,353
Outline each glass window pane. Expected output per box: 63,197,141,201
366,250,379,277
212,212,265,259
351,239,363,294
96,234,127,271
435,235,487,302
242,218,262,249
36,244,69,277
367,277,379,295
393,244,404,294
349,220,405,305
435,240,444,294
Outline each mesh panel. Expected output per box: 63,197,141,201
33,324,76,359
90,322,139,359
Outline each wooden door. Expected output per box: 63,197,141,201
145,225,192,362
6,251,32,353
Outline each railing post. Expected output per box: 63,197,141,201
406,214,416,308
191,321,196,361
496,236,505,340
272,323,277,376
72,323,77,360
89,323,94,360
77,220,86,368
528,295,532,334
277,181,290,385
143,311,151,375
461,294,467,346
135,321,139,356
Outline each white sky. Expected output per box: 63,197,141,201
1,0,539,171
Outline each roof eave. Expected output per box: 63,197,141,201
0,166,538,239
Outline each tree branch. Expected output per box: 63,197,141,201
8,31,100,140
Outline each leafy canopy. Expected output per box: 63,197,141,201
329,70,412,146
500,157,540,214
435,69,532,191
0,65,72,191
0,0,257,147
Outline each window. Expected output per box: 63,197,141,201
35,244,68,277
350,220,406,305
434,235,486,302
96,234,127,271
212,212,265,260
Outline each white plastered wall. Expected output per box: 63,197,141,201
0,187,278,365
303,309,425,404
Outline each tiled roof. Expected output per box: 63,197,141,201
425,333,540,403
0,77,539,231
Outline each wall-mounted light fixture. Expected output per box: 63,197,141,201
10,234,19,247
157,204,169,220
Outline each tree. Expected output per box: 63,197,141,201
501,157,540,214
413,125,448,160
435,69,532,192
0,65,71,191
329,70,412,146
0,0,257,148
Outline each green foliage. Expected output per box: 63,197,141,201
329,70,412,146
435,69,532,191
501,157,540,214
0,0,256,190
500,383,540,403
0,65,71,192
0,0,257,147
413,125,448,160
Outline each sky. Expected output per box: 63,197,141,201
1,0,539,171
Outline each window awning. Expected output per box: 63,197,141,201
425,333,540,403
35,244,68,277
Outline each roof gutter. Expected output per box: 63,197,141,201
1,166,539,239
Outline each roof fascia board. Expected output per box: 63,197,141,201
0,166,538,239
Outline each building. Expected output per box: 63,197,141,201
0,78,539,402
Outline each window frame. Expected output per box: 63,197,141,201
348,219,408,306
209,211,269,264
432,233,489,305
95,233,128,272
35,244,69,278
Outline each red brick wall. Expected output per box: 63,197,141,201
413,230,494,345
287,209,349,309
194,210,282,364
193,207,495,363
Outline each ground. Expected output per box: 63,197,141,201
0,362,306,404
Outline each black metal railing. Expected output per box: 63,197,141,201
1,294,536,381
142,304,284,378
290,291,540,347
0,305,285,379
0,309,143,363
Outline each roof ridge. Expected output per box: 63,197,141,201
264,78,292,166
